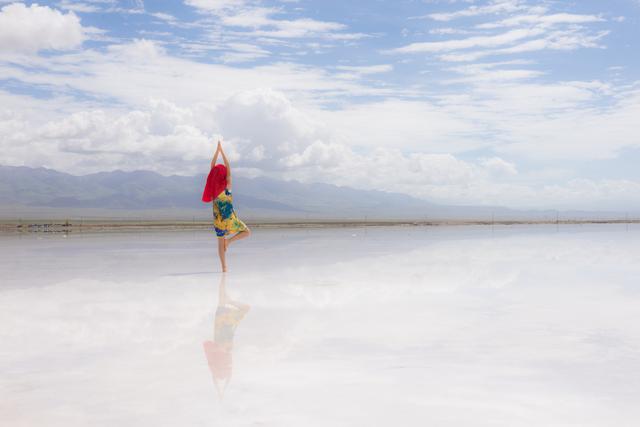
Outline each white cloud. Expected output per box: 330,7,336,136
390,28,545,54
538,179,640,210
58,1,103,13
185,1,359,40
0,33,636,168
2,85,640,210
220,7,351,39
425,0,529,21
438,29,610,62
220,43,270,63
216,88,320,151
443,67,544,83
399,1,610,67
428,27,473,35
335,64,393,75
318,98,484,153
282,140,352,168
150,11,178,23
184,0,247,13
480,157,517,175
494,88,640,160
0,3,85,53
0,98,213,173
0,38,400,110
477,13,605,29
0,0,638,211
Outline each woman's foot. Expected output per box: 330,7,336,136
222,264,227,272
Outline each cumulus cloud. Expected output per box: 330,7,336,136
0,0,638,211
316,99,484,153
480,157,518,175
1,36,637,166
0,87,483,191
2,87,640,210
216,88,324,163
1,99,212,174
0,3,85,53
282,140,352,168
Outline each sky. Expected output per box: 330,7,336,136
0,0,639,211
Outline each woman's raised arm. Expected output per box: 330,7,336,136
210,141,221,170
219,141,232,189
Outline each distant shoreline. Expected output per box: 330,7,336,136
1,219,638,234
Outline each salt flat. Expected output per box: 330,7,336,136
1,225,639,426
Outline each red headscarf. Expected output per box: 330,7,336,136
202,164,227,202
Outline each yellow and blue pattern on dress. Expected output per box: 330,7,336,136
213,188,248,237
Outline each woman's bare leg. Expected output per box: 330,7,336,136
217,237,227,272
226,227,251,248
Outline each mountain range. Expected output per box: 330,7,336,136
0,165,627,221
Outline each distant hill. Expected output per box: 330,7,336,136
0,165,626,221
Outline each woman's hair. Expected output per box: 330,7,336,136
202,164,227,202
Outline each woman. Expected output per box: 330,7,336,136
202,140,251,272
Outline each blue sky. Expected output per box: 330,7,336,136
0,0,639,210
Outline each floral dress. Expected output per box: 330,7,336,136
213,188,248,237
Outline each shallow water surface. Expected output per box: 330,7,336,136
1,225,639,426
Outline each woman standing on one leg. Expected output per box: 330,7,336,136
202,140,251,272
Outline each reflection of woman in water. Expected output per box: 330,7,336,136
202,140,251,272
203,274,250,399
